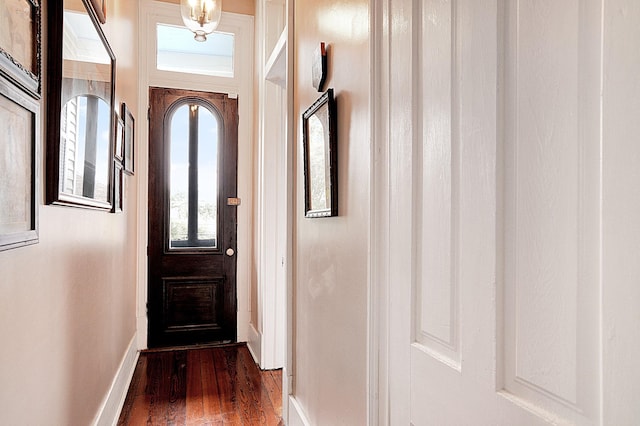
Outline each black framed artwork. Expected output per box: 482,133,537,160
111,161,123,213
114,113,124,162
0,0,42,98
122,102,135,175
302,88,337,218
0,76,39,251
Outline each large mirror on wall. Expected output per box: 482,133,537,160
46,0,115,209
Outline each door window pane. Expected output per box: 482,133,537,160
170,105,189,245
197,107,218,243
169,103,219,249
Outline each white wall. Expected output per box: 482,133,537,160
0,1,139,424
289,0,370,424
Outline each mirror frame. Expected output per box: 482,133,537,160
302,88,338,218
46,0,116,210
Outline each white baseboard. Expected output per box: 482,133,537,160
92,334,140,426
281,366,290,421
288,395,312,426
136,315,147,350
247,323,262,366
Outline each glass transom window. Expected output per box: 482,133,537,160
156,24,234,78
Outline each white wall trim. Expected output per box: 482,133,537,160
254,0,288,371
369,0,391,424
247,322,262,364
136,1,255,349
287,395,312,426
283,0,295,422
92,335,139,426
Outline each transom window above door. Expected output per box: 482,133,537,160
156,24,235,78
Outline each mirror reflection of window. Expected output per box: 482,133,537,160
308,104,330,211
169,103,220,249
60,95,110,202
54,7,113,206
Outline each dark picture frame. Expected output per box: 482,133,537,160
114,113,124,162
111,161,123,213
45,0,116,210
0,0,42,98
302,88,337,218
122,102,135,175
0,76,39,251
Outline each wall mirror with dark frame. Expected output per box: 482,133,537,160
302,88,338,218
46,0,115,210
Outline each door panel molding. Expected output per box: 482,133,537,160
500,0,602,421
412,0,461,367
379,0,640,424
162,278,224,330
384,0,604,424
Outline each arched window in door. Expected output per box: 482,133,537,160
168,102,221,249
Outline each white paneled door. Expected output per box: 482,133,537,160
383,0,640,424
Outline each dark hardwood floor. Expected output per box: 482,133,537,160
118,344,283,425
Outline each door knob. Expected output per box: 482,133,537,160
226,248,235,256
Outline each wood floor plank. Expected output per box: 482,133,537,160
118,344,282,426
124,395,153,426
132,356,149,396
231,346,265,424
237,346,280,425
212,347,244,424
271,370,283,395
167,351,187,424
231,347,261,424
186,349,204,422
118,356,148,425
201,349,224,421
262,369,283,418
146,352,170,423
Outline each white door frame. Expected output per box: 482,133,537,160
368,0,391,423
136,1,254,349
283,0,295,418
249,0,288,371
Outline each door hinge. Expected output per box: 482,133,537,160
147,106,151,120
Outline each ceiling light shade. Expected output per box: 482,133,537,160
180,0,222,42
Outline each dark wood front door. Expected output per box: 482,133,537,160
148,87,238,348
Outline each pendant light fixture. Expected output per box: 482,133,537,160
180,0,222,42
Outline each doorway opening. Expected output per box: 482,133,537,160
147,87,238,348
